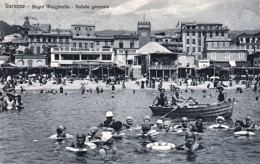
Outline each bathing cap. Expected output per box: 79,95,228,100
88,126,99,135
216,116,225,121
163,120,171,126
143,116,151,121
111,121,123,131
126,116,133,120
181,117,189,122
157,119,163,124
56,125,66,134
106,111,113,117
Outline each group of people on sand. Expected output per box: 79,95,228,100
0,91,24,111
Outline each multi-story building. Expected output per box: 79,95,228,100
236,32,260,55
151,32,183,52
27,24,72,55
181,22,230,65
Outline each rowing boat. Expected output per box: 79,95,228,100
149,99,235,119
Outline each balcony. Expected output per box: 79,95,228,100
51,47,113,52
148,64,178,70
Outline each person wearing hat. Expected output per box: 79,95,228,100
152,119,164,131
141,116,153,134
123,116,134,130
153,88,168,107
217,87,227,103
99,111,116,130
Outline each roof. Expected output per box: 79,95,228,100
1,33,22,43
138,42,173,55
71,24,95,27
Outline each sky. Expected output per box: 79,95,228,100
0,0,259,31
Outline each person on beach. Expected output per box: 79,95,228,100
0,92,7,111
6,94,15,110
153,88,168,107
59,86,63,94
122,80,126,90
176,132,203,152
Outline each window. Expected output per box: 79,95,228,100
73,43,76,47
130,41,134,48
87,34,90,36
90,28,91,31
48,38,51,42
198,39,201,46
192,31,195,36
127,60,133,65
198,32,201,38
59,38,63,43
79,43,82,48
96,41,99,45
65,38,69,43
105,41,108,46
76,34,79,36
198,47,201,52
216,31,218,36
53,38,56,42
192,39,195,44
31,46,34,53
85,27,88,30
37,37,40,42
221,32,224,37
210,32,213,38
27,60,33,67
186,39,189,44
246,38,249,43
90,43,94,48
55,54,59,60
246,45,249,49
37,47,41,54
119,41,123,48
186,47,189,52
102,55,111,60
111,41,114,46
187,31,189,36
192,47,195,52
85,43,88,48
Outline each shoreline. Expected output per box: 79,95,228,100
0,79,249,92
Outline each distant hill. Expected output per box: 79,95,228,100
0,21,22,36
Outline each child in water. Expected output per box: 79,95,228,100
71,133,87,148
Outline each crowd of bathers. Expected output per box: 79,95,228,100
52,111,259,155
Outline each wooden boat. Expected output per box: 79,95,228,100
149,99,235,119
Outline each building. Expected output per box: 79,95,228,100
177,53,195,77
236,32,260,55
151,32,183,52
181,22,230,65
14,54,48,67
137,42,178,79
137,21,151,48
28,24,72,56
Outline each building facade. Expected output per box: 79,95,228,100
137,21,151,48
181,22,230,65
236,32,260,55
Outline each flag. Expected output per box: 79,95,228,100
176,21,180,28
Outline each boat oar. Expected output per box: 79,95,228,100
160,99,190,119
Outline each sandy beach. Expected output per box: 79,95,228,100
0,79,248,92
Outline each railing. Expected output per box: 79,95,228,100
148,65,178,70
52,47,113,52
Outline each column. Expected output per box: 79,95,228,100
155,70,157,79
162,70,164,79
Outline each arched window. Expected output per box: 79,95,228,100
17,60,24,67
119,41,123,48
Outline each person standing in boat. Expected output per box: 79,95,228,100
217,87,227,103
152,88,168,107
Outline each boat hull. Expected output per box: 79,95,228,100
149,99,235,119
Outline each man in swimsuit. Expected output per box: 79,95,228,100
153,88,168,107
99,111,115,131
176,132,203,152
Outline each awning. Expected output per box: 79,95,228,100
229,60,236,67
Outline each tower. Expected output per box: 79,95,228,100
137,21,151,48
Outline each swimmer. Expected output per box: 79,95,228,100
56,125,67,138
99,132,117,156
243,117,259,131
152,119,164,131
70,133,87,149
162,120,173,132
191,116,204,133
176,132,203,152
141,116,153,134
146,130,175,150
87,126,101,141
100,88,103,93
99,111,116,130
234,120,244,132
208,116,229,129
173,117,192,132
123,116,134,129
